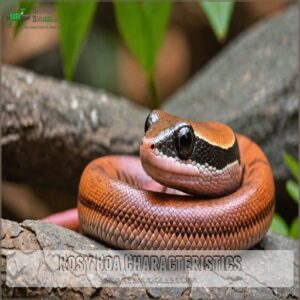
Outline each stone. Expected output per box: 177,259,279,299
1,219,298,299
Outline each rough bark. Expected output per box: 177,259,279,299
1,219,298,299
2,67,149,192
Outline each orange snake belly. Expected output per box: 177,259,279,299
77,111,275,250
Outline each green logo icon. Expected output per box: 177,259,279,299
7,8,30,23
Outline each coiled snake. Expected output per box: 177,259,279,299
44,110,275,250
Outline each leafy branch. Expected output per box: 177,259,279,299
12,0,235,108
56,1,97,80
114,1,171,108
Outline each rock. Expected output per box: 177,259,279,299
1,219,298,299
164,5,298,182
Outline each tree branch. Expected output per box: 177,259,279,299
2,65,148,193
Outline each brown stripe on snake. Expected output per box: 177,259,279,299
76,110,275,250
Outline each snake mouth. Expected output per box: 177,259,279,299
141,146,198,177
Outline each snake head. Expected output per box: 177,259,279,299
140,110,243,197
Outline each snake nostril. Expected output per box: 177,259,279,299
151,144,155,150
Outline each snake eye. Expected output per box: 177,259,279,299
144,112,158,132
176,126,194,159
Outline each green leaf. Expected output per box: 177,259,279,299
199,0,234,41
286,179,299,204
289,218,299,239
284,152,299,180
270,214,289,237
56,1,97,80
14,0,37,37
114,1,171,77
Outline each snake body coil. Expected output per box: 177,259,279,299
77,111,275,250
